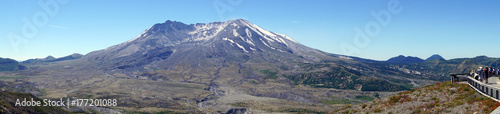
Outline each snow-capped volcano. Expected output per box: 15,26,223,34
123,19,300,53
132,19,297,44
85,19,328,71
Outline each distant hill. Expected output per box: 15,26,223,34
425,54,445,61
0,57,26,71
383,55,500,81
386,55,424,64
22,53,83,64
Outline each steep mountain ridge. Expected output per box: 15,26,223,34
0,57,26,71
425,54,445,61
22,53,83,64
386,55,424,64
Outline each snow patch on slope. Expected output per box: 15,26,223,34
245,28,252,38
240,36,255,46
234,42,248,53
339,56,353,60
275,33,298,43
231,23,238,27
233,29,239,37
239,20,295,46
189,22,228,41
223,37,235,44
223,37,248,53
276,49,286,53
260,38,275,50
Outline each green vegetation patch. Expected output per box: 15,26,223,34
283,64,411,91
321,96,361,104
260,69,278,79
0,76,27,79
355,96,375,101
282,108,324,113
373,93,380,98
230,102,251,107
248,79,259,84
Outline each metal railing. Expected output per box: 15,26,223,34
451,73,500,102
466,76,500,102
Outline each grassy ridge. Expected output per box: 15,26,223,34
0,58,20,72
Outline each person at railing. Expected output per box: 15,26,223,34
479,67,484,82
496,67,499,76
489,66,493,77
490,66,494,80
485,66,490,83
471,70,479,80
483,67,487,83
494,67,497,76
488,67,490,76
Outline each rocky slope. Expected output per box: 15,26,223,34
336,81,500,113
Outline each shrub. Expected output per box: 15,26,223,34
388,95,412,104
260,70,278,79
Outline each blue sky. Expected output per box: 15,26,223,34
1,0,499,61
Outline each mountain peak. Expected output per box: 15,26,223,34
227,19,248,23
45,56,56,60
425,54,445,61
148,20,193,33
129,19,298,44
386,55,424,64
90,19,311,62
475,55,488,58
164,20,179,23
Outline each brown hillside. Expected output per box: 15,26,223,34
336,81,500,113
